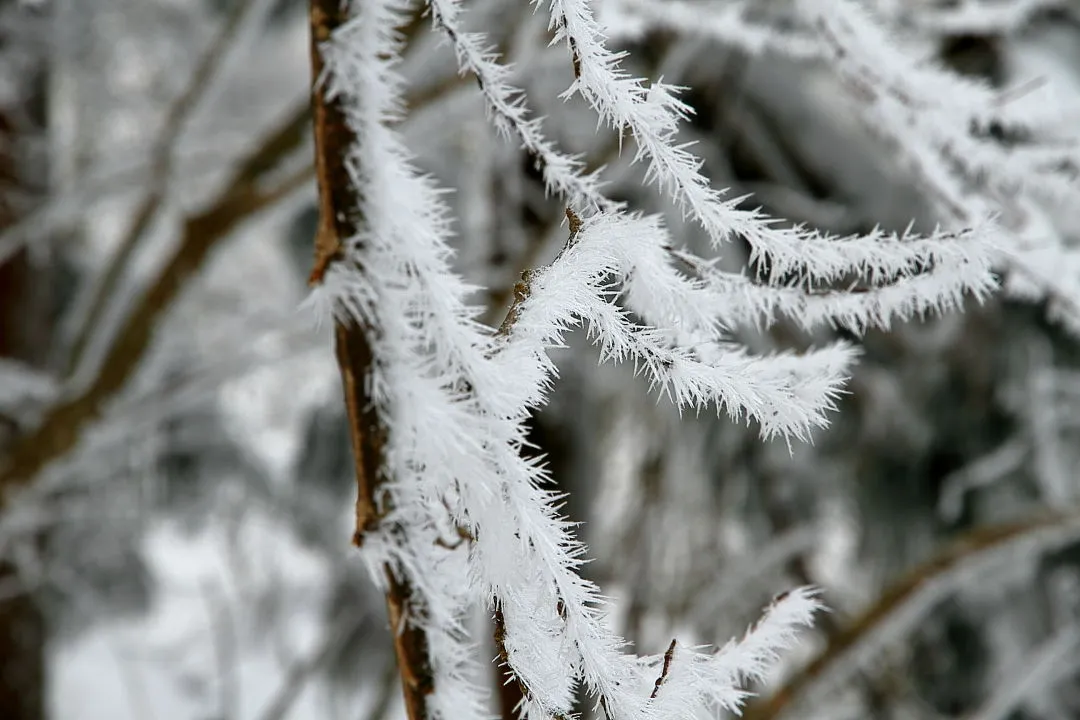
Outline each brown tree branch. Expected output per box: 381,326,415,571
493,607,530,720
307,3,434,719
650,639,677,700
0,66,49,720
63,0,267,378
0,103,312,499
741,511,1080,720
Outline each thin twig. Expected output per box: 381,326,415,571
568,37,583,80
480,131,622,328
495,208,584,339
650,639,677,699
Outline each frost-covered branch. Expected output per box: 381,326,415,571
807,0,1080,332
670,222,999,334
308,2,831,713
496,212,859,440
813,0,1080,202
427,0,999,335
535,0,1006,293
307,1,461,716
423,0,616,212
303,0,1008,717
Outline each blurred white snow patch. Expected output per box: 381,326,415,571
0,358,57,414
143,509,331,595
53,511,337,720
218,340,332,479
52,628,178,720
188,217,338,480
807,499,866,608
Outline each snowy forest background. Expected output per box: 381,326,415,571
3,0,1080,718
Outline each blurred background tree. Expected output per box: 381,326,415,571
1,0,1080,718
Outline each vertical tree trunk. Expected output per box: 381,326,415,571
308,3,436,718
0,3,50,714
0,255,49,720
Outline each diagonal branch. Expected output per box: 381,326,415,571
64,0,269,378
0,102,312,500
650,639,677,700
742,511,1080,720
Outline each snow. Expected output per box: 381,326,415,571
53,515,341,720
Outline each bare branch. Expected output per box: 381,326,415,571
0,102,312,498
63,0,270,378
650,639,677,700
743,511,1080,720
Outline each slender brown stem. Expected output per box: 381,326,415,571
307,2,434,718
650,639,677,700
495,208,584,340
493,608,523,720
307,0,353,286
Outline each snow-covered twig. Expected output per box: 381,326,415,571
424,0,616,213
538,0,1003,289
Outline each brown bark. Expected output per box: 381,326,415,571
0,251,47,720
0,8,50,709
307,3,435,718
